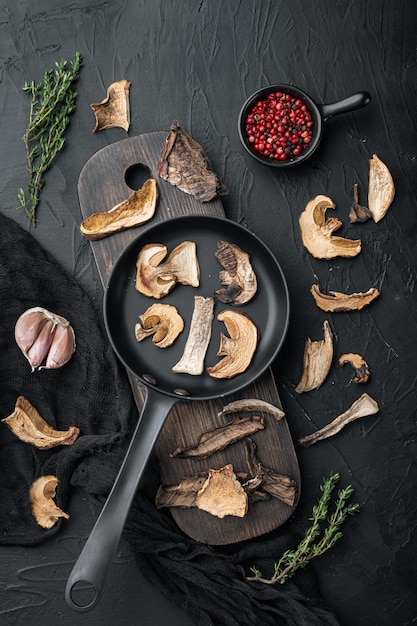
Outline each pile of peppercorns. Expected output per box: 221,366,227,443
244,91,314,161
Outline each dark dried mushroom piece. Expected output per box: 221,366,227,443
349,183,372,223
311,284,380,312
214,241,257,306
157,121,228,202
298,393,379,447
155,473,208,509
245,438,297,507
171,415,265,459
218,398,285,422
339,353,370,384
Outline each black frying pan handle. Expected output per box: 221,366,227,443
320,91,371,121
65,387,177,612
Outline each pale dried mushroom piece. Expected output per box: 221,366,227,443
218,398,285,422
368,154,395,223
2,396,79,449
91,79,131,132
29,475,70,529
80,179,158,240
157,121,228,202
171,415,265,459
311,284,380,312
295,320,333,394
339,353,370,384
298,392,379,447
135,240,200,299
299,195,361,259
214,241,257,306
195,464,248,519
135,303,184,348
207,310,258,379
172,296,214,375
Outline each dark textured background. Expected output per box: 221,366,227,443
1,1,416,624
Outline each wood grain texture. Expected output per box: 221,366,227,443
78,131,300,544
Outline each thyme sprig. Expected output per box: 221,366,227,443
18,52,82,225
247,472,359,585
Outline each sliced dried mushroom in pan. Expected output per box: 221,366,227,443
295,320,333,394
214,241,257,306
135,303,184,348
91,79,131,132
311,284,380,312
207,310,258,379
172,296,214,375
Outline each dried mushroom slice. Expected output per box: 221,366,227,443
155,473,208,509
214,241,257,306
172,296,214,375
298,393,379,447
339,353,370,384
368,154,395,223
311,284,380,312
295,320,333,394
207,310,258,379
245,438,297,507
157,121,228,202
218,398,285,422
80,179,158,240
299,195,361,259
135,303,184,348
349,183,372,223
195,464,248,519
29,475,70,529
135,240,200,299
2,396,79,449
91,79,131,132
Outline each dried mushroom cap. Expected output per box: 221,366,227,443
214,241,257,306
368,154,395,223
135,240,200,299
195,464,248,518
91,79,131,132
135,303,184,348
172,296,214,375
299,195,361,259
157,121,228,202
80,179,158,240
295,320,333,393
29,475,70,529
207,309,258,379
2,396,79,449
339,352,370,384
311,284,380,312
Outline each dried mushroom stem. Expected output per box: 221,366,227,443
2,396,79,449
172,296,214,375
295,320,333,393
218,398,285,422
311,284,380,312
298,393,379,447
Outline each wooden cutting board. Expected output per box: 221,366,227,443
77,131,300,544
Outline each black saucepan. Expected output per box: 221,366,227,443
238,83,371,167
65,214,290,611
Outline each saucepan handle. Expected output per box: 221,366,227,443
65,386,176,612
320,91,371,121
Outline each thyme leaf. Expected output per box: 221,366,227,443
247,472,359,585
18,52,82,225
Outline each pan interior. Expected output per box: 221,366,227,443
104,215,289,400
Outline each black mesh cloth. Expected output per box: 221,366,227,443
0,212,339,625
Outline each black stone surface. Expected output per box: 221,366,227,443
0,1,416,624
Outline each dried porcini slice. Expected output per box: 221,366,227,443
298,393,379,447
171,415,265,459
91,79,131,132
195,464,248,519
368,154,395,223
29,475,70,529
299,195,361,259
172,296,214,375
155,473,208,509
135,303,184,348
2,396,80,449
214,241,257,306
339,353,370,384
349,183,372,223
80,178,158,240
311,284,380,312
218,398,285,422
245,438,297,507
157,121,228,202
135,240,200,299
295,320,333,394
207,310,258,379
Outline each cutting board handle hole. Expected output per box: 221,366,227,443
125,163,152,190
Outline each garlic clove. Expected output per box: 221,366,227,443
15,307,50,355
26,319,55,371
42,323,76,370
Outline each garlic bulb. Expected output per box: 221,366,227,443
15,307,76,372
